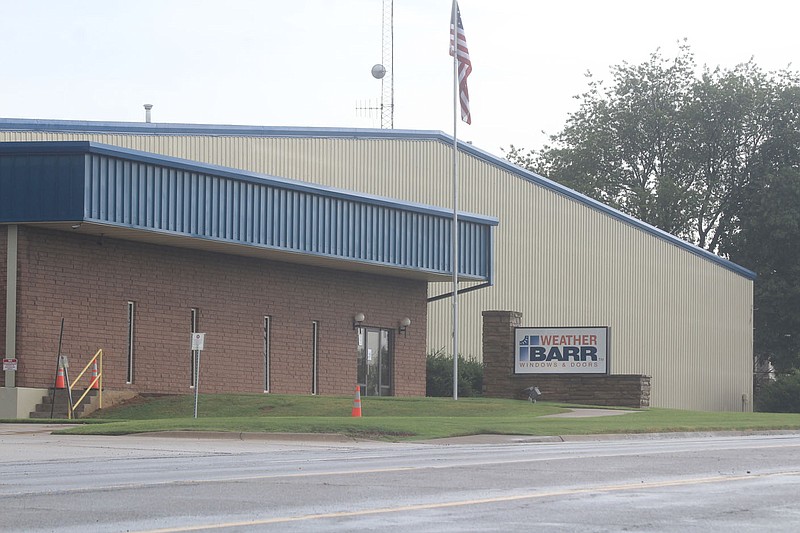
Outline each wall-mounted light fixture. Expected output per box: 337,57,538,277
398,317,411,336
353,312,365,330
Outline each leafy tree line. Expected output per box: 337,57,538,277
505,43,800,386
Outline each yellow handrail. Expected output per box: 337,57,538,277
69,349,103,419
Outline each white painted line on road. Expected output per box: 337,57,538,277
134,470,800,533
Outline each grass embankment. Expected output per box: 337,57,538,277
47,393,800,441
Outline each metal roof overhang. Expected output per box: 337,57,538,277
0,117,754,280
0,141,498,283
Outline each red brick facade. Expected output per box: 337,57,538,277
3,226,428,396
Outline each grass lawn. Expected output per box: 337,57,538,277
37,393,800,441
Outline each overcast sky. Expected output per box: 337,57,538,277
1,0,798,157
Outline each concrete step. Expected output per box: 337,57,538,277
29,389,101,419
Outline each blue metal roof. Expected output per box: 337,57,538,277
0,117,755,280
0,141,497,282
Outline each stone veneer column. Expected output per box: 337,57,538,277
482,310,521,398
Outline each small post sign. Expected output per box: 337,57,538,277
3,358,17,371
191,333,206,351
191,333,206,418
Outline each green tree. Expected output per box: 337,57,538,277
506,43,799,254
505,43,800,373
723,168,800,373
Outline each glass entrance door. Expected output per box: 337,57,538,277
357,327,392,396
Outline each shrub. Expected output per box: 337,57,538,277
426,349,483,397
755,371,800,413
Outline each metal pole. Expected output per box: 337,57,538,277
49,318,65,418
193,349,200,418
64,363,74,419
451,0,459,401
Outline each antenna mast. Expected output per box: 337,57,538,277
362,0,394,128
380,0,394,128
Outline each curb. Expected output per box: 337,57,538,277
418,429,800,445
131,431,366,443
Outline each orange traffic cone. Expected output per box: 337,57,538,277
55,364,66,389
89,361,99,390
351,385,362,417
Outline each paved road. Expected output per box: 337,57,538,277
1,425,800,531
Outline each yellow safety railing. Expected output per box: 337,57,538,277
68,349,103,419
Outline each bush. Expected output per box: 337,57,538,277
755,371,800,412
426,350,483,397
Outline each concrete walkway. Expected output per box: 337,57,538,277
540,408,638,418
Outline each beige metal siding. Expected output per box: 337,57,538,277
1,130,753,410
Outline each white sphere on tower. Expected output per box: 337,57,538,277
371,64,387,79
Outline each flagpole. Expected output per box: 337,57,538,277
451,0,459,401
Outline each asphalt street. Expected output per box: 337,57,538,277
1,425,799,532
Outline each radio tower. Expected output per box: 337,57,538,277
374,0,394,129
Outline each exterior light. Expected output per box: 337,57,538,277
398,317,411,336
353,313,366,330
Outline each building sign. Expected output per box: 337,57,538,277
191,333,206,351
515,327,609,374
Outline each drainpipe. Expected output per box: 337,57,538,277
5,225,17,387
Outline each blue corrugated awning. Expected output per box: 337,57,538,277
0,141,497,282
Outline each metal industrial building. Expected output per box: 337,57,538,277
0,118,755,411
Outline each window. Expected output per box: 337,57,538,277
264,316,271,393
311,321,319,395
190,308,199,387
126,301,135,384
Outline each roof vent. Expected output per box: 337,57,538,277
143,104,153,123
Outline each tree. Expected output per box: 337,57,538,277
723,168,800,373
506,43,800,372
506,43,799,254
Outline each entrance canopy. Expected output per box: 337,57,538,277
0,141,497,282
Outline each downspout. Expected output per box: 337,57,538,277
4,225,17,387
428,225,495,303
427,281,492,303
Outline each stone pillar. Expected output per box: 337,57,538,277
482,310,521,399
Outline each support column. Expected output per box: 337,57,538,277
5,225,17,387
482,310,521,398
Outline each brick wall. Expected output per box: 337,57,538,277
482,311,651,408
11,226,428,396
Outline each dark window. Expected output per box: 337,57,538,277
126,301,135,383
190,308,199,387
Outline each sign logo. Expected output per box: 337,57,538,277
515,327,609,374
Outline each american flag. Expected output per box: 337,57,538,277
449,1,472,125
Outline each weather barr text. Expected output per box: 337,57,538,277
518,334,598,364
514,327,609,374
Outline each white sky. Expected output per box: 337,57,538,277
1,0,798,157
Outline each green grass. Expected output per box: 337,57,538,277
87,393,566,419
35,393,800,441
